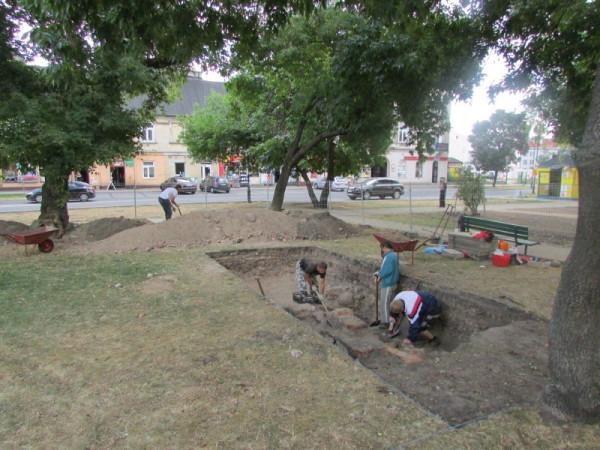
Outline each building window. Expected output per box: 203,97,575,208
141,124,155,142
143,161,155,178
397,127,409,144
415,161,423,178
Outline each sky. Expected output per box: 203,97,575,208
449,53,526,162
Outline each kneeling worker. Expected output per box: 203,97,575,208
294,258,327,303
389,290,442,346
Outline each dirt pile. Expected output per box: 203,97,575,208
0,220,29,237
79,207,366,254
64,217,149,244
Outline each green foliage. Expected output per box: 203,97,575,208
1,0,317,225
186,5,485,204
181,92,260,170
468,109,529,184
457,167,486,216
481,0,600,146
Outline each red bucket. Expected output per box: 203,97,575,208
491,253,511,267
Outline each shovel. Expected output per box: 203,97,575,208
369,277,380,327
312,290,335,331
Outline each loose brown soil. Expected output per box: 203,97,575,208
482,208,577,246
0,219,30,236
210,246,548,426
63,217,150,244
69,207,368,255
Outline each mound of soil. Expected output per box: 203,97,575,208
0,220,30,237
0,220,29,248
80,207,366,254
64,217,150,244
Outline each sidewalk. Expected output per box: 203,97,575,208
330,200,574,262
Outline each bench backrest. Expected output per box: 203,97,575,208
463,216,529,241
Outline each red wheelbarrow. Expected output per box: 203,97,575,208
373,233,419,265
6,226,58,253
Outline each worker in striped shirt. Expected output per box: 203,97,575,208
388,291,442,346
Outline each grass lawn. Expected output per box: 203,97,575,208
0,249,444,448
1,222,597,448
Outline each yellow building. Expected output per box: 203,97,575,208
537,154,578,199
447,157,463,182
88,75,225,188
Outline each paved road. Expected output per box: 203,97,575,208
0,184,530,213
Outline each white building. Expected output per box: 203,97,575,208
509,139,569,183
378,124,449,184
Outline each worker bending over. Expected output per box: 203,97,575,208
389,290,442,346
293,258,327,304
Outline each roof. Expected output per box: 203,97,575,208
129,77,225,116
448,157,463,164
538,154,575,169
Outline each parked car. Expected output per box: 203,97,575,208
2,173,18,182
313,177,327,190
313,176,347,191
200,176,230,193
346,177,404,200
159,176,197,194
26,181,96,203
331,176,348,192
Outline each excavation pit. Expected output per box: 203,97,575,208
209,246,548,426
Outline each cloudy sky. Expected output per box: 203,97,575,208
449,53,526,162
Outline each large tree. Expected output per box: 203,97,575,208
468,110,529,186
215,5,485,211
482,0,600,421
0,0,314,233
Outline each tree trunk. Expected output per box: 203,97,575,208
300,169,319,207
318,139,336,209
270,163,292,211
36,170,70,236
492,170,498,187
544,65,600,421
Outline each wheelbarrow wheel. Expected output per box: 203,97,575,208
38,239,54,253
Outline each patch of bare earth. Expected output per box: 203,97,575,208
71,207,366,255
210,246,548,426
482,208,577,246
0,219,30,236
63,217,150,244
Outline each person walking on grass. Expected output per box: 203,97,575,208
388,290,442,346
158,184,181,220
371,241,400,327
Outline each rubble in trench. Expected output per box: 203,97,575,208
209,246,550,425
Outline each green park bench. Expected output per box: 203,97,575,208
462,215,539,255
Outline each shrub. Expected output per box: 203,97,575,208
457,167,486,215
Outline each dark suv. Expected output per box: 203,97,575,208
200,176,230,193
26,181,96,203
347,177,404,200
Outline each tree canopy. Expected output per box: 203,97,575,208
183,5,485,210
0,0,318,231
468,109,529,186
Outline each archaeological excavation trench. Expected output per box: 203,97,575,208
208,246,549,426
